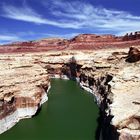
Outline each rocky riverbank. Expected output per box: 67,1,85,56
0,54,50,134
0,42,140,139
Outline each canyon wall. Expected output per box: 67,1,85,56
0,54,50,134
37,48,140,140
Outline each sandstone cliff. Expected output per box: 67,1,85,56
35,48,140,140
0,54,50,134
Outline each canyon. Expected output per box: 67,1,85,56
0,33,140,140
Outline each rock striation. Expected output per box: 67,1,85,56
0,54,50,134
1,32,140,53
0,33,140,140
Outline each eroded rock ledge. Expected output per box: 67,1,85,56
0,55,50,134
0,47,140,140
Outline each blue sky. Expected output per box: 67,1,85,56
0,0,140,44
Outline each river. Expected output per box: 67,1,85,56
0,79,99,140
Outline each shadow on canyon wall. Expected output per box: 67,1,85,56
61,56,78,80
95,110,119,140
61,58,120,140
125,47,140,63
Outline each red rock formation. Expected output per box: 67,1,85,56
0,32,140,53
68,33,140,50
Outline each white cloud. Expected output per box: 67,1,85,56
0,31,81,45
0,35,20,41
0,35,22,44
2,4,50,24
42,32,81,39
1,1,140,34
47,0,140,33
1,4,81,29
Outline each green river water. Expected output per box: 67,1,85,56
0,79,99,140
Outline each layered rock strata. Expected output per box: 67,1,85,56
1,32,140,53
0,46,140,140
0,54,50,134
